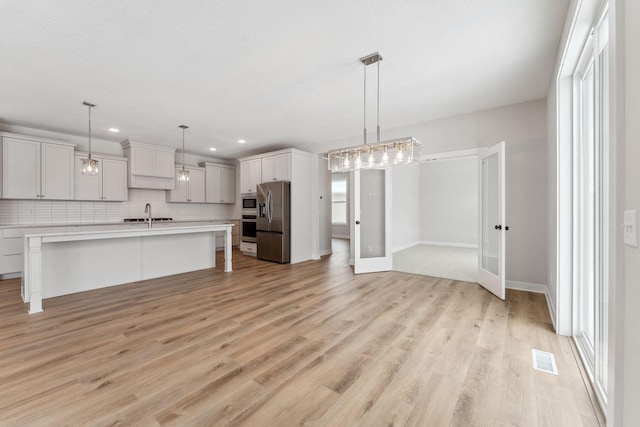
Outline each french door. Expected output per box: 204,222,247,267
477,141,506,300
353,168,392,274
573,8,609,406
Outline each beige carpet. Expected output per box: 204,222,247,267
392,244,478,283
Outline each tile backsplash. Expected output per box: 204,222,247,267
0,189,238,226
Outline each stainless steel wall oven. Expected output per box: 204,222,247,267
241,195,258,243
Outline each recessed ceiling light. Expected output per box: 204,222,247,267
238,139,246,144
209,147,217,151
108,127,119,133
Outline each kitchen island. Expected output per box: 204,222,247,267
21,223,234,314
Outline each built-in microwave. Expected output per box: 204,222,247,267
242,196,257,210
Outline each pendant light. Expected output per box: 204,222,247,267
327,52,421,172
81,101,99,175
178,125,190,182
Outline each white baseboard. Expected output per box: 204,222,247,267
545,288,557,332
392,241,421,253
320,249,333,256
505,280,556,331
332,234,350,239
505,280,548,294
393,241,478,253
418,240,479,249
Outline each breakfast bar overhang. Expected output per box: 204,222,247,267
22,223,234,314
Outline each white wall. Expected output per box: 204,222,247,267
419,158,477,247
505,137,548,285
392,163,420,251
614,0,640,424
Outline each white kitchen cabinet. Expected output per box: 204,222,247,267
199,162,236,204
1,136,75,200
261,153,290,182
121,140,176,189
239,148,316,264
75,153,128,201
167,166,205,203
0,227,24,277
240,158,261,194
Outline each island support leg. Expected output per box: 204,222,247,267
27,237,43,314
224,226,233,272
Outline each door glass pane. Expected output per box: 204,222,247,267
578,61,596,350
360,169,385,259
481,153,499,275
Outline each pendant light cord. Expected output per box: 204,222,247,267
377,60,380,143
182,127,186,172
363,65,367,145
88,104,92,160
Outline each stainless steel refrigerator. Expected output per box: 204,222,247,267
257,181,290,263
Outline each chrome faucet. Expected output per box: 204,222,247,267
144,203,152,228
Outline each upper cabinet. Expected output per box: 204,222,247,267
240,151,292,194
239,158,261,194
199,162,236,204
74,153,128,201
166,166,205,203
261,153,291,182
120,140,175,190
1,136,75,200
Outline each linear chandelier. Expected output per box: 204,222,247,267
327,52,421,172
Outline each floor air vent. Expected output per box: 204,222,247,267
531,349,558,375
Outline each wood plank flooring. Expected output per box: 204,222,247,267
0,239,600,426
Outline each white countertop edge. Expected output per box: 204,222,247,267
23,223,235,243
0,218,240,229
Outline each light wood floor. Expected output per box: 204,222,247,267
0,239,601,426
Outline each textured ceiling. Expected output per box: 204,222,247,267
0,0,569,159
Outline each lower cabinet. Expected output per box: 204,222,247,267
215,220,240,250
0,228,24,276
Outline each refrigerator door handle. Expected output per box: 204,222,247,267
267,190,272,223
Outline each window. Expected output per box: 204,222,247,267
573,7,609,407
331,177,347,225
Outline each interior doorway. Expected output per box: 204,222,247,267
392,153,479,283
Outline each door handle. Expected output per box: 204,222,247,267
494,225,502,230
505,226,509,231
355,221,361,225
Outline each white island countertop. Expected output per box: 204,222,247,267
22,222,235,314
20,222,235,242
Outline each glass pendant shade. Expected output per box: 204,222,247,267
177,124,189,182
178,167,190,182
328,137,420,172
81,156,99,175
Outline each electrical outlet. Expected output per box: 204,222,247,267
624,209,638,247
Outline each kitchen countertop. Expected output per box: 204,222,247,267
0,218,240,229
20,222,236,242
